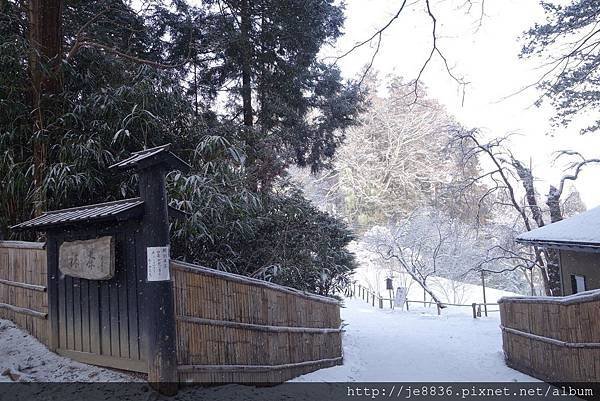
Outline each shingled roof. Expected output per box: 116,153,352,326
109,144,190,172
11,198,144,231
516,206,600,250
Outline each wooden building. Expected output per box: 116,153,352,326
516,206,600,295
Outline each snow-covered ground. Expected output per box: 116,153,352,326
1,252,533,386
0,319,138,382
1,297,532,385
295,297,534,382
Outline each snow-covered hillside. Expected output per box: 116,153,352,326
350,242,521,311
295,297,534,382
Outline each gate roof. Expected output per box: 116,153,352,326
11,198,144,231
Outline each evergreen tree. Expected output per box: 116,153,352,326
177,0,363,190
0,0,359,295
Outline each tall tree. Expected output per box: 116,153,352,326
452,129,599,295
28,0,63,215
309,76,485,229
179,0,363,190
0,0,357,294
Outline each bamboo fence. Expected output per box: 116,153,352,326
0,241,49,345
171,260,343,383
499,290,600,382
0,242,343,383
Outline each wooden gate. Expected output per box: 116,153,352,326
6,145,343,394
48,222,147,372
11,145,190,392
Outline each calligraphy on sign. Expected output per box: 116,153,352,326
147,246,171,281
59,236,115,280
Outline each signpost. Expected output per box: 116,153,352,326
394,287,407,309
386,277,394,309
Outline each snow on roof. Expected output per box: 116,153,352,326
11,198,144,231
516,206,600,248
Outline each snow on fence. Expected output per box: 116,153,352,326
0,241,343,383
348,282,499,318
0,241,48,345
172,260,343,383
499,290,600,381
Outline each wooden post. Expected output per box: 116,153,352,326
405,300,409,311
389,289,393,309
371,292,375,307
530,268,535,296
481,270,488,317
46,238,59,352
472,303,477,319
437,303,441,316
378,296,383,309
139,166,178,395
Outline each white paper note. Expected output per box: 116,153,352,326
147,246,170,281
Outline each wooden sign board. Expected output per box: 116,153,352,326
59,236,115,280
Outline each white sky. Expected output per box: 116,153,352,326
329,0,600,208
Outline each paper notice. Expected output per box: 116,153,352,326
147,246,170,281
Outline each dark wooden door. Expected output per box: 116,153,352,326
49,224,147,372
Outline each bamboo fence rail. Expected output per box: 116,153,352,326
499,290,600,382
0,241,48,345
171,260,343,383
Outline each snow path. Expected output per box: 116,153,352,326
0,297,534,384
294,297,536,382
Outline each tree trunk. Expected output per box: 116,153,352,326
240,0,253,127
512,158,562,295
544,185,564,296
238,0,262,192
395,262,446,309
512,159,545,228
28,0,63,216
546,185,563,224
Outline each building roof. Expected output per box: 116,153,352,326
109,144,190,172
516,206,600,250
11,198,144,231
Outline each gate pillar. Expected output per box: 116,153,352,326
111,145,190,395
